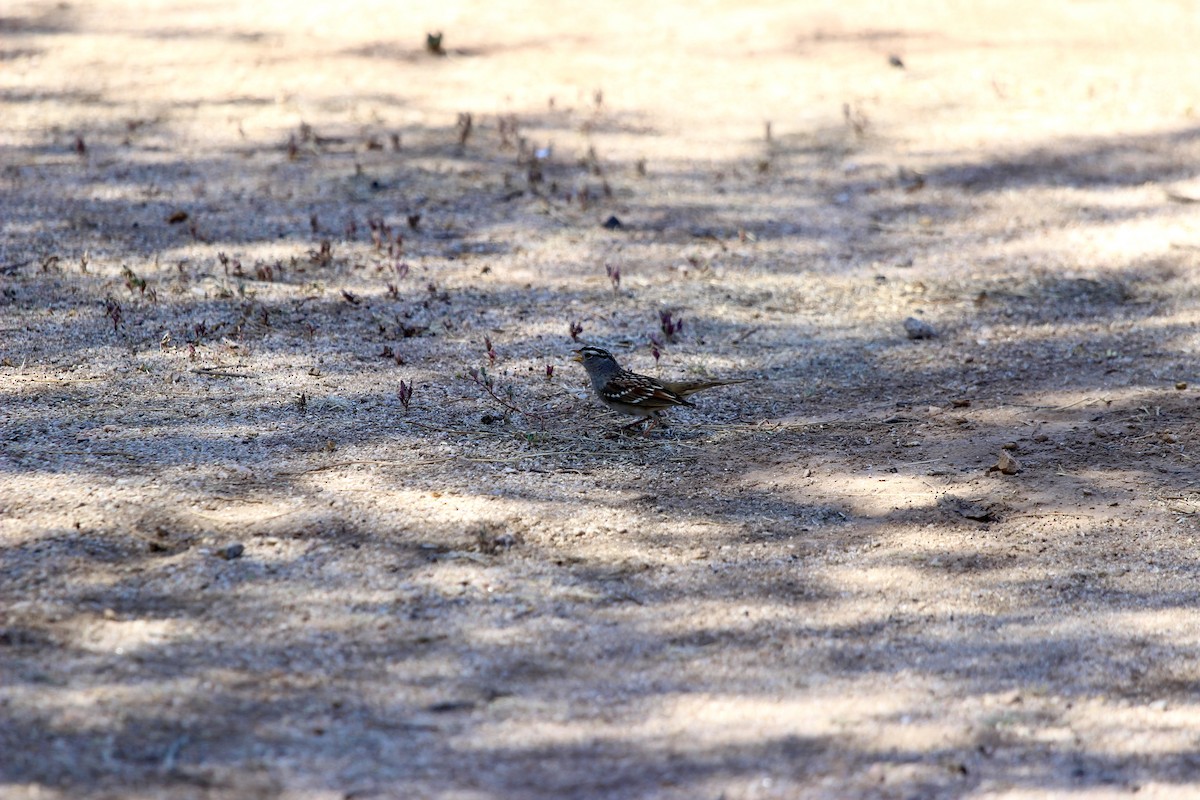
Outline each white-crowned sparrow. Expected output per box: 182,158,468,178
572,346,748,428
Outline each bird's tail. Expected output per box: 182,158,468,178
663,377,751,398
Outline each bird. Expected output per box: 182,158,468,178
571,346,748,430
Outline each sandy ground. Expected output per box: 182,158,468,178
3,1,1200,798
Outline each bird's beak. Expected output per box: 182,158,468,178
571,350,583,363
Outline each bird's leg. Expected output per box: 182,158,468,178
632,413,667,436
616,414,664,436
620,417,650,435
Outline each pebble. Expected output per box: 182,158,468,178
984,450,1022,474
217,543,245,560
903,317,937,339
993,451,1021,475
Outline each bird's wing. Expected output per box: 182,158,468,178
606,374,695,408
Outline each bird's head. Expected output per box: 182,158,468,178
571,346,618,367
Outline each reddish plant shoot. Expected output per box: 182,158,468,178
659,310,683,341
398,380,414,413
605,263,621,291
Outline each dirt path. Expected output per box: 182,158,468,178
3,2,1200,798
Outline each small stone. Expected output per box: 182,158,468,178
1176,381,1188,390
601,215,623,230
950,498,997,522
217,543,245,560
427,699,476,713
989,451,1021,475
903,317,937,339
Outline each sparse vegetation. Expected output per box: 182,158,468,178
4,5,1200,799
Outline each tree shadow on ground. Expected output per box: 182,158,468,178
5,20,1200,796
